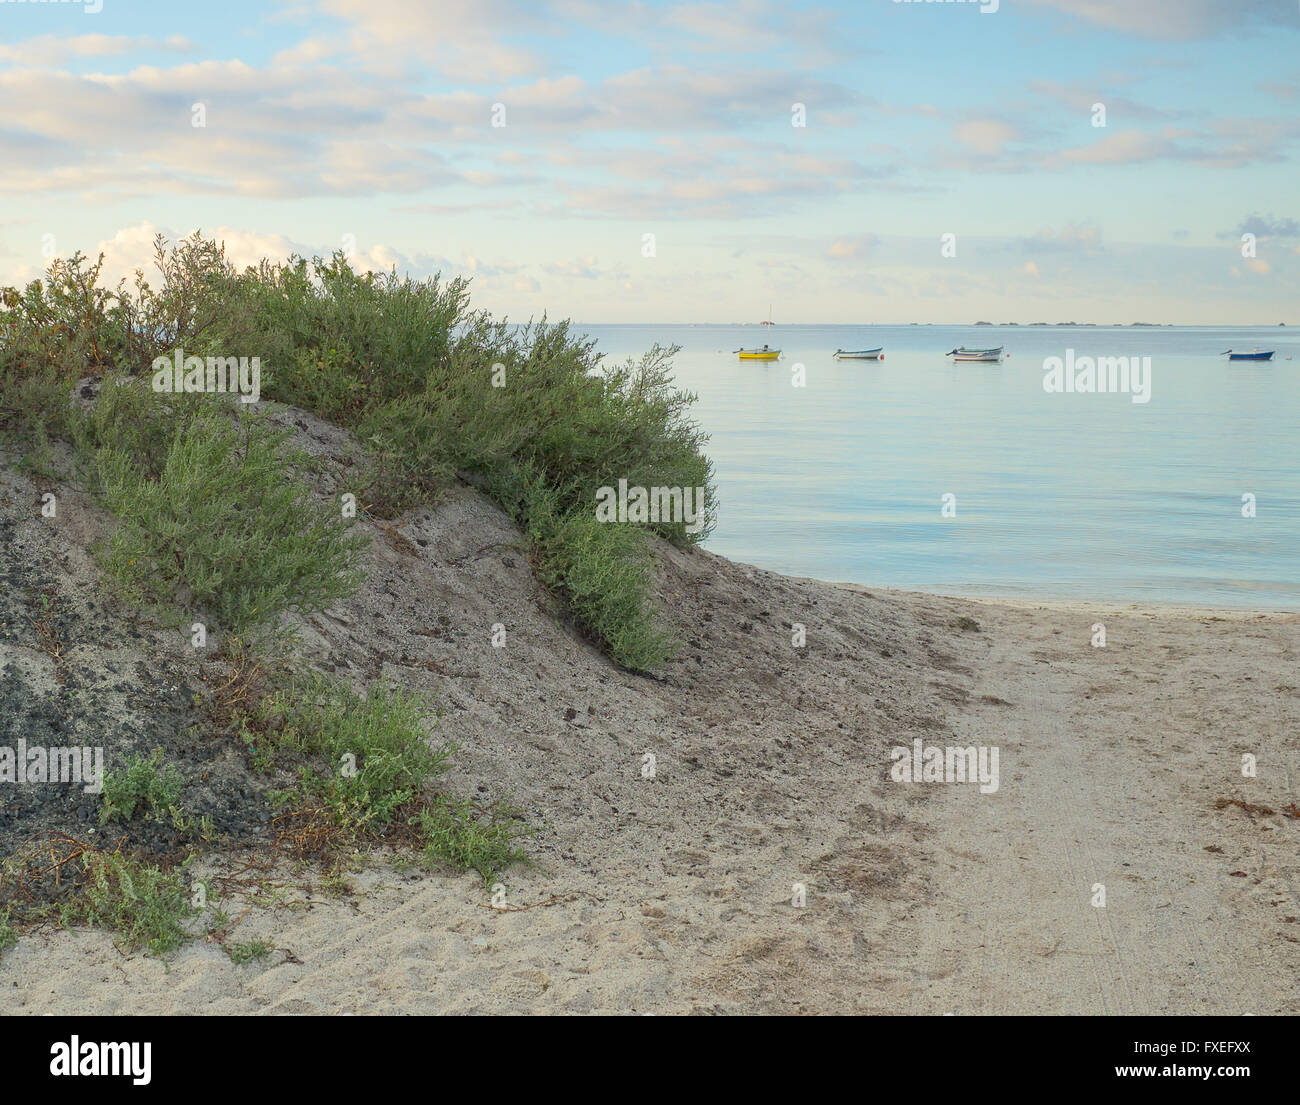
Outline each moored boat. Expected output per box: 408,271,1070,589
947,346,1004,362
1222,349,1275,361
834,347,883,360
736,345,781,360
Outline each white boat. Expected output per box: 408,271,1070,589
947,346,1003,362
834,347,883,360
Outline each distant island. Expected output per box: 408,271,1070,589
976,321,1112,327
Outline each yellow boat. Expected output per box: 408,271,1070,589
736,345,781,360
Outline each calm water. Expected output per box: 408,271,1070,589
574,324,1300,609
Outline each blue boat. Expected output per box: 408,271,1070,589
1222,349,1275,361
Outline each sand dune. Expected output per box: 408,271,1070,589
2,408,1296,1014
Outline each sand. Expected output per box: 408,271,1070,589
2,407,1296,1015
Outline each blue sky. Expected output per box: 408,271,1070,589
1,0,1297,323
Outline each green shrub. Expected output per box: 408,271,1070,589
0,907,16,960
227,938,273,965
93,404,367,634
72,375,194,486
533,505,672,672
240,674,449,833
0,362,76,467
0,253,121,380
208,253,469,422
238,673,529,882
412,797,531,886
60,852,195,956
3,236,717,671
99,748,184,825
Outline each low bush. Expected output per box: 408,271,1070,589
99,748,184,825
59,852,196,956
92,402,368,635
2,236,716,671
241,673,448,833
236,673,528,883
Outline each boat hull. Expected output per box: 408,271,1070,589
1227,352,1274,361
949,346,1004,362
834,348,883,360
738,351,780,360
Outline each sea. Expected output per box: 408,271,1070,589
572,324,1299,609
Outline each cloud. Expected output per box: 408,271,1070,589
88,223,308,286
1045,128,1199,167
270,37,343,68
953,119,1019,156
0,64,473,200
0,40,874,218
1022,224,1102,254
1258,81,1300,102
1234,215,1300,240
827,235,877,260
0,34,194,67
1026,81,1182,121
1018,0,1292,40
315,0,549,81
542,256,604,279
75,223,444,288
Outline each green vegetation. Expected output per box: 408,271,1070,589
240,673,450,834
58,852,196,956
99,748,184,825
530,502,673,669
227,938,273,965
0,907,16,960
236,672,529,884
411,797,532,886
93,401,367,634
0,230,713,953
1,370,367,640
1,233,714,669
207,253,712,669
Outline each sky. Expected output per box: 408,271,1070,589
0,0,1298,324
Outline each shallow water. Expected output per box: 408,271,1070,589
575,324,1300,609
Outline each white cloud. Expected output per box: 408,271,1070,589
1019,0,1290,40
953,119,1018,156
0,34,194,67
315,0,548,81
827,235,877,260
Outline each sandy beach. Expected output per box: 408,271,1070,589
2,408,1295,1014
